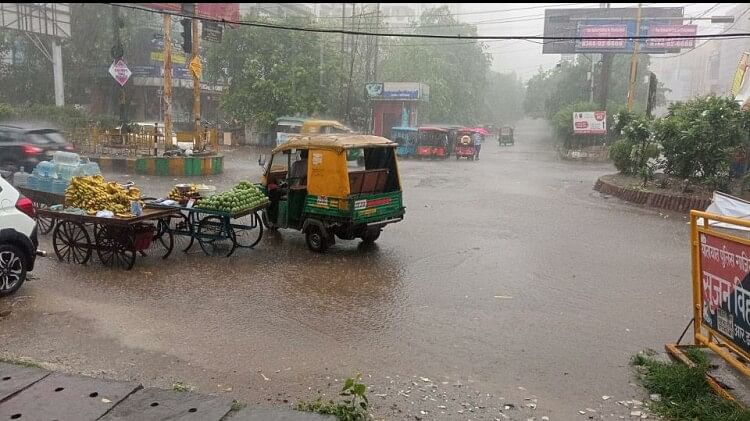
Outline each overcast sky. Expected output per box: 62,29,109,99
428,3,741,80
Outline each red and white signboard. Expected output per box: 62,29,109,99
645,25,697,49
109,60,132,87
573,111,607,135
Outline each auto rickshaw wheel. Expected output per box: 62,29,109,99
305,225,328,253
361,230,381,244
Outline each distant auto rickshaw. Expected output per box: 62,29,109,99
391,126,418,158
273,116,306,146
454,128,478,160
416,127,449,159
300,119,363,163
499,126,514,146
260,134,405,252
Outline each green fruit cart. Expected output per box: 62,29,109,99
145,182,269,257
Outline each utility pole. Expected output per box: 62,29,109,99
345,4,358,122
163,14,173,147
111,6,124,120
51,40,64,106
589,54,595,102
597,3,611,110
373,3,380,82
626,3,643,111
191,13,201,138
339,3,347,120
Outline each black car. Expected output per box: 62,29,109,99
0,123,75,173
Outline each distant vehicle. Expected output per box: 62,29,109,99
0,174,39,296
300,119,353,135
273,116,306,146
454,128,482,160
0,123,75,173
390,126,418,158
498,126,514,146
416,127,449,159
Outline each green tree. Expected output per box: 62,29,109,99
379,6,491,124
524,54,665,118
205,17,344,130
654,96,750,189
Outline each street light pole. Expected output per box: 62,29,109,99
626,3,643,111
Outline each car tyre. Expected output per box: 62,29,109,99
0,244,28,296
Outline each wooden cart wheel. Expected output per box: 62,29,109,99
52,221,91,264
197,215,235,257
34,202,56,235
151,218,174,259
95,225,136,270
232,211,264,249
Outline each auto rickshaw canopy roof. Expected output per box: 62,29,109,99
301,119,352,131
273,134,396,153
418,126,448,132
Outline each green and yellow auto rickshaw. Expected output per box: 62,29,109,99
260,134,405,252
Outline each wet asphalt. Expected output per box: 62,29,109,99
0,119,688,420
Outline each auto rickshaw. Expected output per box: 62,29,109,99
301,119,362,163
391,126,418,158
416,127,449,159
259,134,405,252
273,116,306,146
498,126,514,146
454,128,478,160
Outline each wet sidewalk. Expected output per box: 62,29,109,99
0,362,332,421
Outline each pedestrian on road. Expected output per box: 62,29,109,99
473,132,482,160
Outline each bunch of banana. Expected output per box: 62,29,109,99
65,175,142,215
168,184,197,201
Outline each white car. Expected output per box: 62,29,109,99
0,174,39,296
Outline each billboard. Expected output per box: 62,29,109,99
573,111,607,135
543,7,688,54
138,3,239,22
0,3,71,38
366,82,430,101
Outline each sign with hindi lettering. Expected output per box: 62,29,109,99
699,231,750,354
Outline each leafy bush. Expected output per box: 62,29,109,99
609,139,635,174
551,101,606,149
297,374,369,421
0,102,91,130
654,96,749,183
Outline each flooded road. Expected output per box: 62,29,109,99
1,119,690,419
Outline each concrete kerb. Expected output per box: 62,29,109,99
594,176,712,213
0,362,333,421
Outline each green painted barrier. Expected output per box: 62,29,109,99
155,157,169,176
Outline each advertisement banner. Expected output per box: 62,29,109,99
573,111,607,135
732,52,750,97
645,25,697,49
698,232,750,355
577,25,627,50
